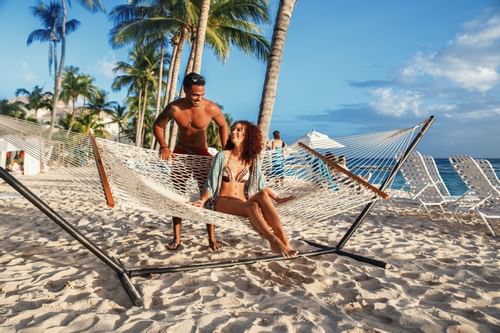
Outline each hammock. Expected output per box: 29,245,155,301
0,114,435,307
2,115,420,232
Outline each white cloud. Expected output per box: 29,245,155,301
21,62,37,83
97,53,117,79
370,88,423,117
370,88,458,118
401,14,500,92
454,16,500,48
450,107,500,121
402,53,499,92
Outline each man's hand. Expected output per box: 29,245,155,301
159,146,173,160
190,200,206,207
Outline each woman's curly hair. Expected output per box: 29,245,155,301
225,120,263,163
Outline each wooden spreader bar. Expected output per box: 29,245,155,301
297,142,391,200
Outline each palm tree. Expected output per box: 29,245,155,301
0,99,25,119
192,0,210,73
73,112,109,138
257,0,297,140
27,1,81,129
50,0,105,130
109,0,187,149
207,111,232,150
27,1,80,77
112,43,158,147
15,85,53,120
108,104,130,142
60,66,97,133
109,2,173,134
109,0,270,146
85,89,117,116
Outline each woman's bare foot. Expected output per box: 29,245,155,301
269,236,298,258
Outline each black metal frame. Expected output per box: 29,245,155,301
0,116,434,307
0,167,142,307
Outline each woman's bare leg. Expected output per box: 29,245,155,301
249,190,291,248
215,197,294,257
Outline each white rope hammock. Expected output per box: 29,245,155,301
0,115,423,233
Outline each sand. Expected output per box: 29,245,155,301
0,172,499,332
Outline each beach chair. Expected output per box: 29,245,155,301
422,154,450,197
398,151,458,220
449,155,500,236
476,159,500,189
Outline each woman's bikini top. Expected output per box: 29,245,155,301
222,165,250,183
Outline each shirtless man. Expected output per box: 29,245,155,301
153,72,229,251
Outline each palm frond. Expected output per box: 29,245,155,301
212,0,270,24
76,0,105,13
65,19,81,34
27,29,52,45
213,25,269,61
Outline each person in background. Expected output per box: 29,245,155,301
7,159,22,175
267,130,288,184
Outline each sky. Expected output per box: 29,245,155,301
1,0,500,157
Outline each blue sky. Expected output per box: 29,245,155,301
1,0,499,157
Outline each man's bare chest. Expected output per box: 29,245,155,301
173,109,211,130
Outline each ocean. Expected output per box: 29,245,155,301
390,158,500,196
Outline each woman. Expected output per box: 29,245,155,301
192,121,298,257
266,130,288,184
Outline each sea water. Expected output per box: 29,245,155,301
390,158,500,196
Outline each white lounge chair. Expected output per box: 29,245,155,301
476,159,500,189
399,151,458,220
449,155,499,236
422,154,450,197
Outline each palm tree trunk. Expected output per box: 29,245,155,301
161,37,178,149
168,118,179,149
185,39,196,78
51,41,58,128
138,84,149,147
52,40,58,81
257,0,297,140
169,40,194,148
52,0,68,130
152,43,165,149
167,29,187,150
135,88,143,146
66,97,76,136
192,0,211,74
167,30,186,104
163,37,178,108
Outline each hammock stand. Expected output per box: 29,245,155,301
0,116,435,307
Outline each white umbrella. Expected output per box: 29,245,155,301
293,130,345,149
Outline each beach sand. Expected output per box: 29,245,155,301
0,172,499,332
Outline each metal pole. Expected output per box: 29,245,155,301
128,247,341,277
301,239,388,268
0,167,143,306
336,116,435,250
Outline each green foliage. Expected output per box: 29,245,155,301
60,66,98,106
207,112,233,150
15,85,52,117
0,99,25,119
109,0,271,62
59,111,109,138
112,42,159,96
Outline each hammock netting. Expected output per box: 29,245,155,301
0,115,424,233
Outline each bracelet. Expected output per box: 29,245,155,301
160,146,168,150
